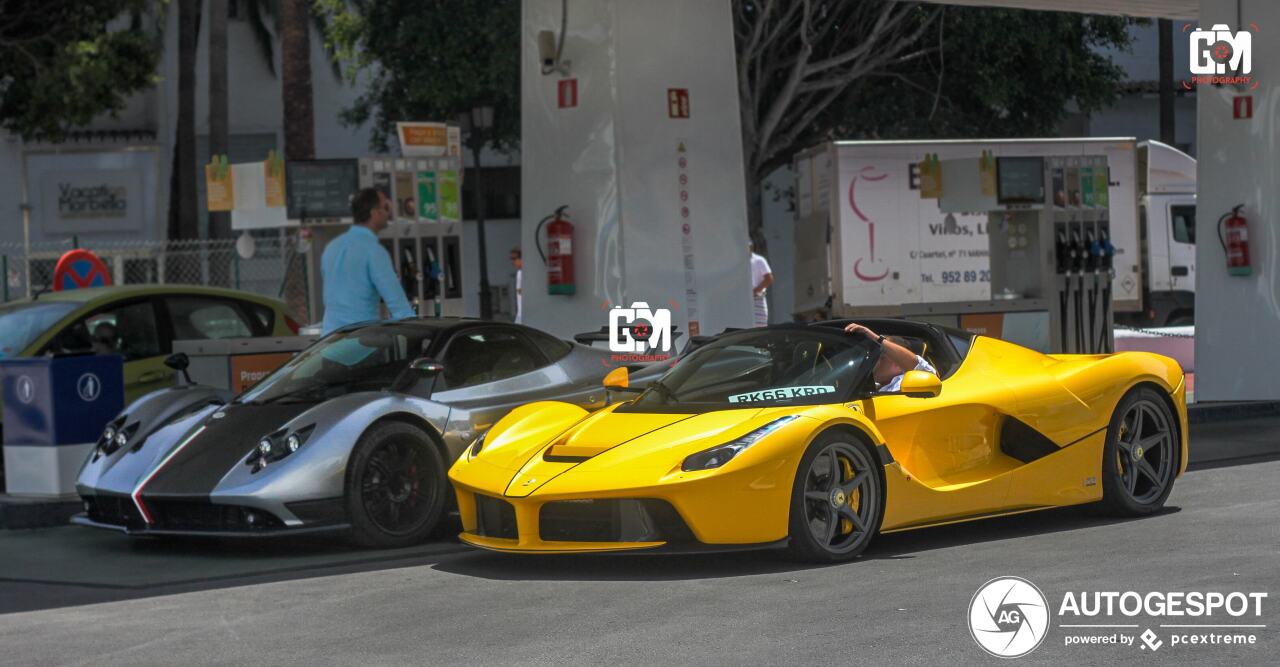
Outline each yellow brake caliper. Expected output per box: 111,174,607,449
840,457,857,534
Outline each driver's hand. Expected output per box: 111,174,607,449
844,323,876,339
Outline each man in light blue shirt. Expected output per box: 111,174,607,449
321,188,415,334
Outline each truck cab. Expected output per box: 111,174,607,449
1129,141,1198,327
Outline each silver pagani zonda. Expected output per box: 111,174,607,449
74,318,653,547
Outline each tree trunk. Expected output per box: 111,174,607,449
167,0,201,241
280,0,316,160
745,169,764,243
208,0,230,240
1157,18,1175,146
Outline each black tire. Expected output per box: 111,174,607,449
345,421,447,548
1098,387,1179,516
785,430,884,563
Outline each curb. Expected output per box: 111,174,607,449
0,495,81,530
1187,401,1280,425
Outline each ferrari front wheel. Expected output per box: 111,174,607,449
345,421,447,548
786,431,884,563
1099,387,1178,516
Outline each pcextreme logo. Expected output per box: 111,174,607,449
968,577,1051,658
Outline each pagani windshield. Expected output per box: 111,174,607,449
620,328,878,412
238,324,434,404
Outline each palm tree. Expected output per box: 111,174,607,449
167,0,201,241
279,0,315,160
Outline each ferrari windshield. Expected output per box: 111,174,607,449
238,323,434,403
621,328,877,412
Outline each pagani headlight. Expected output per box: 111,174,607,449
248,424,316,471
94,418,136,459
681,416,799,472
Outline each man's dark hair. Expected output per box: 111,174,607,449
510,248,522,259
351,187,384,224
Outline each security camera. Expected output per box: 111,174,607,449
538,30,558,69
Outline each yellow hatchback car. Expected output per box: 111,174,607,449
0,285,298,405
449,320,1186,562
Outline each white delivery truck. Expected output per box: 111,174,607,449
792,138,1196,326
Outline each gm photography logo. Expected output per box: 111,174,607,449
968,577,1051,658
607,302,673,362
1185,22,1259,89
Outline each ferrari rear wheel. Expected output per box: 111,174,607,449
786,431,883,563
345,421,447,548
1099,387,1178,516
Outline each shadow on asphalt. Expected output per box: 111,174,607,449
432,505,1182,582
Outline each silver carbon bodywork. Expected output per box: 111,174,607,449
73,319,651,537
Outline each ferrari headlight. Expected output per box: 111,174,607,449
681,416,799,472
102,425,117,444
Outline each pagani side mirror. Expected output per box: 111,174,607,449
899,370,942,398
391,358,444,395
165,352,193,385
409,358,445,374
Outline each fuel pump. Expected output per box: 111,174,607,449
936,153,1115,353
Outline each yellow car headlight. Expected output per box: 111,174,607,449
681,416,799,472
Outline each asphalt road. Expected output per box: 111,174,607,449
1,420,1277,666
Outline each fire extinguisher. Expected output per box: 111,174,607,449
536,205,576,295
1217,204,1252,276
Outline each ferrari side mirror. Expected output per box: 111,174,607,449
603,366,629,390
899,370,941,398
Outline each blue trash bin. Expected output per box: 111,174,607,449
1,355,124,496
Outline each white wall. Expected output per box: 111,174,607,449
520,0,753,340
1195,0,1279,401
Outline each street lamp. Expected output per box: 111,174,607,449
459,106,495,320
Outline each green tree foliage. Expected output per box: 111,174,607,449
317,0,519,152
833,8,1134,141
0,0,161,141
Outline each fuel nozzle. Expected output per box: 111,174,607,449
1099,228,1116,274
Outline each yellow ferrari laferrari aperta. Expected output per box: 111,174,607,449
448,320,1187,562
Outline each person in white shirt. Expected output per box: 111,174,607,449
750,242,773,327
510,248,523,324
843,323,937,393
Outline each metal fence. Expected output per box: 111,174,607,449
0,235,311,322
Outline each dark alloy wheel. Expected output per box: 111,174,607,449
1099,387,1179,515
787,431,883,562
345,421,446,548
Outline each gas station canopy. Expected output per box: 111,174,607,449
919,0,1196,19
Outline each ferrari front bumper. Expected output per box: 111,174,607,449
453,491,790,555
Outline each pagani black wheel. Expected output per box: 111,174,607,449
345,421,446,548
786,431,883,562
1099,387,1178,516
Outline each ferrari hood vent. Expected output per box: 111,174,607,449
545,413,694,459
